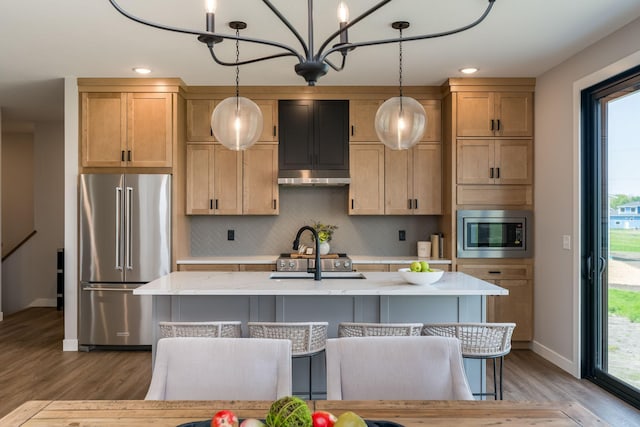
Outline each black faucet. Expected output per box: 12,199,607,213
292,225,322,281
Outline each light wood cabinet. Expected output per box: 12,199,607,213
349,144,385,215
187,99,278,143
420,100,442,142
385,143,442,215
186,99,217,142
457,262,533,342
243,144,279,215
457,139,532,185
457,92,533,137
81,92,172,167
349,100,382,142
186,143,278,215
185,144,242,215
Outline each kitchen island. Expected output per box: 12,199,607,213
135,271,507,398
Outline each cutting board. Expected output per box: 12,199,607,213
288,253,339,259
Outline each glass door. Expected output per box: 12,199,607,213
582,66,640,408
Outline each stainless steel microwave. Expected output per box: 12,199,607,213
457,210,533,258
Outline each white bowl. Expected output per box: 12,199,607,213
398,267,444,285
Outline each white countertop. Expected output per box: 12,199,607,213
134,271,506,296
177,255,452,265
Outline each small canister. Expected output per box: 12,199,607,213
417,241,431,258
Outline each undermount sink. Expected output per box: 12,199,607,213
269,272,366,280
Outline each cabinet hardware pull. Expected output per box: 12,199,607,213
408,199,412,209
490,167,494,178
127,150,131,162
351,199,354,209
496,119,501,131
414,199,418,209
210,127,213,137
351,125,355,136
209,199,213,210
488,271,501,274
496,167,500,179
215,199,219,209
273,126,277,137
490,119,495,131
273,199,277,209
121,150,125,162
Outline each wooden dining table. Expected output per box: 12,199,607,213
0,399,606,426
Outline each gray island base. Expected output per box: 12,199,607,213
135,271,508,399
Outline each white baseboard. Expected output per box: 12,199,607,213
63,339,78,352
28,298,57,307
532,340,580,378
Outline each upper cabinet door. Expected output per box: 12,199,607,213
420,100,442,142
81,92,127,167
349,100,382,142
213,145,243,215
412,144,442,215
457,139,495,184
186,99,217,142
456,92,495,137
256,100,278,142
279,99,314,170
349,144,385,215
243,144,279,215
384,147,412,215
315,100,349,170
127,93,173,167
494,139,533,185
494,92,533,137
185,144,214,215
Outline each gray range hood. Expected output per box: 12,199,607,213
277,169,350,186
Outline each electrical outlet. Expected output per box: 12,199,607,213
562,234,571,250
399,230,406,241
228,230,235,241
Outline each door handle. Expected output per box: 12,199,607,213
490,120,495,131
496,167,500,179
414,199,418,209
351,199,355,209
351,125,355,136
115,187,122,271
490,167,494,178
82,286,134,292
496,119,501,131
408,199,412,209
125,186,133,271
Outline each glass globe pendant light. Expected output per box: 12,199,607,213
211,21,263,151
375,21,426,150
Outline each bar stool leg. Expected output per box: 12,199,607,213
308,354,313,400
499,356,504,400
492,358,498,400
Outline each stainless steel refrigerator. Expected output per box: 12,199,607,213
79,174,171,348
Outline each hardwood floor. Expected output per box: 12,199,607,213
1,307,639,425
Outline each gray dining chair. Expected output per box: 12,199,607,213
145,337,292,400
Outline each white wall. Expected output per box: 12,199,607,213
1,122,64,315
63,77,78,351
534,17,640,376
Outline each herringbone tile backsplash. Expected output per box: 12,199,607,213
190,187,440,257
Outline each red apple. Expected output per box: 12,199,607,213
212,410,239,427
312,411,337,427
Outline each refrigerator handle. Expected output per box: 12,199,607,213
126,186,133,271
115,187,123,271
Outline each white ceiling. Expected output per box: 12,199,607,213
2,0,640,125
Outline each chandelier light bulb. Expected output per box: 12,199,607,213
375,97,426,150
211,96,263,151
337,2,349,23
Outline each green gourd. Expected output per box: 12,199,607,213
265,396,312,427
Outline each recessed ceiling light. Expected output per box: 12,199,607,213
459,67,478,75
133,67,151,74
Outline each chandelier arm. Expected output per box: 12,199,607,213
107,0,304,62
262,0,310,59
324,55,347,72
319,0,496,62
315,0,392,60
208,46,298,67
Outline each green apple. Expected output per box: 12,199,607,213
420,261,429,273
410,261,421,272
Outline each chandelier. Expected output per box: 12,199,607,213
107,0,497,86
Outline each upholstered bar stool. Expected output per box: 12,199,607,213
158,321,242,338
421,322,516,400
247,322,328,399
337,322,423,337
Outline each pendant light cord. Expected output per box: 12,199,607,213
235,28,240,108
398,27,403,113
